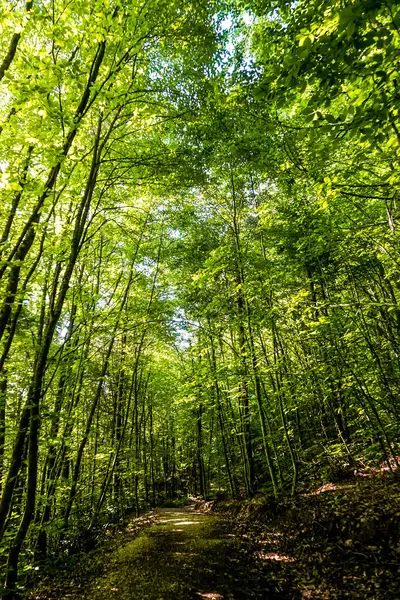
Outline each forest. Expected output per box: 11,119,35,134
0,0,399,598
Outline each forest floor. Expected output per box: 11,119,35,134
30,474,400,600
199,473,400,599
29,506,278,600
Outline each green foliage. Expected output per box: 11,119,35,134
0,0,400,594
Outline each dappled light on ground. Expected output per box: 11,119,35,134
33,507,279,600
200,475,400,599
258,552,296,562
30,477,400,600
304,482,353,496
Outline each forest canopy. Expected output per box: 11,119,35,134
0,0,399,596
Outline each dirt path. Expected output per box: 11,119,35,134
60,506,276,600
31,478,400,600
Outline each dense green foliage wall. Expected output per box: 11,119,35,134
0,0,399,596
